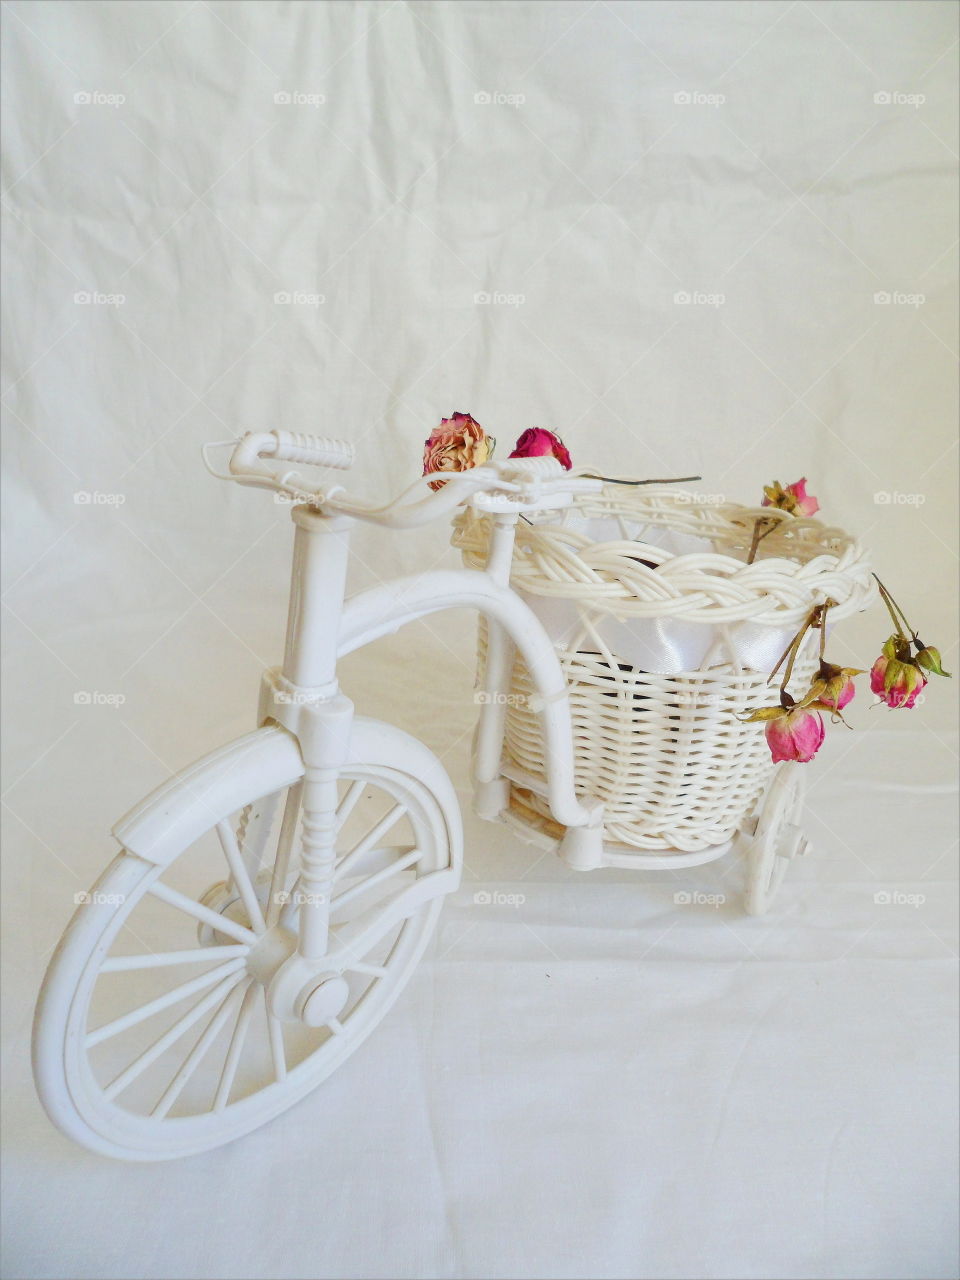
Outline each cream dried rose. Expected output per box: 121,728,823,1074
422,412,494,490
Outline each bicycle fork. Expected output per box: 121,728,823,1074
256,503,357,1025
263,710,355,1027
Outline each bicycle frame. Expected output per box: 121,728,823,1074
259,501,603,998
35,442,656,1158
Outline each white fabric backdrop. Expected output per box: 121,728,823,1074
2,2,957,1278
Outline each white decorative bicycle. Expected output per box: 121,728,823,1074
37,429,870,1160
33,432,614,1160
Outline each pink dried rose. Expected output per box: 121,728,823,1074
741,698,826,763
870,576,950,708
509,428,572,470
765,706,825,763
762,478,820,517
810,661,862,720
870,636,927,709
422,412,494,491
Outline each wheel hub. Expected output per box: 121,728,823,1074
196,881,246,945
296,975,350,1026
245,924,297,986
266,948,351,1025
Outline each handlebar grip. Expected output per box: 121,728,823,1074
269,431,355,470
498,456,565,479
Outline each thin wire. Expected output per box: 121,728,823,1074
579,473,702,486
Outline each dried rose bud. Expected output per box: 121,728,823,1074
809,662,862,719
915,645,951,678
761,477,820,517
870,636,927,709
741,701,826,763
423,412,494,491
509,428,572,469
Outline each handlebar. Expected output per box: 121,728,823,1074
230,430,355,473
202,430,604,528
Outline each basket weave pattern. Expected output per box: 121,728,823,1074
456,488,873,856
492,638,819,851
457,488,874,626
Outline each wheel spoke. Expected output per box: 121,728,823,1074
265,781,303,928
87,957,247,1048
214,983,258,1111
328,903,409,972
332,849,423,912
102,970,246,1101
342,960,389,978
46,760,445,1154
331,844,416,882
334,779,365,832
101,945,248,973
334,803,408,883
277,875,304,931
151,981,251,1118
264,989,286,1083
217,821,267,933
147,880,258,945
238,790,281,883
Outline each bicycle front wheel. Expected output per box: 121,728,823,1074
34,729,455,1160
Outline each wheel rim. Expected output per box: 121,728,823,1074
747,767,806,914
42,765,445,1158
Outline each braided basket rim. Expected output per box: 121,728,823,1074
453,485,875,626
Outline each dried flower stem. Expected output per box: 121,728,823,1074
817,599,835,661
581,474,702,486
767,600,834,701
872,574,916,641
769,612,814,700
746,516,778,564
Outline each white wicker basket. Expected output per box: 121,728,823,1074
454,486,874,857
